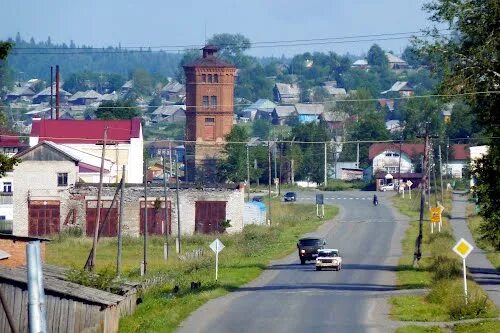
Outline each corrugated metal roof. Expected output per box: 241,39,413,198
385,53,407,64
275,83,300,96
274,105,296,117
295,103,324,115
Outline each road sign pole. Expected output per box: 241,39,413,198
431,220,434,234
463,258,468,305
215,241,219,281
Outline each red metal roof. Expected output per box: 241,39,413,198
369,143,470,161
369,143,425,160
31,118,141,144
451,144,469,160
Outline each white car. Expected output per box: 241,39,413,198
380,183,395,191
315,249,342,271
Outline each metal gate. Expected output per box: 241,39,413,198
86,200,118,237
28,200,60,236
195,201,227,234
140,200,171,235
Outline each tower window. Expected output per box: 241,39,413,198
208,74,213,83
202,74,206,82
210,96,217,108
214,74,219,83
205,117,215,123
203,96,209,108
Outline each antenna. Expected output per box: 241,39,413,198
204,22,207,44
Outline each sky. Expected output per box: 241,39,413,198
0,0,435,57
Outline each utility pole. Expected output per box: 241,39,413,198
50,66,53,119
169,141,173,178
274,139,277,180
356,141,360,168
175,157,181,254
143,154,148,275
439,145,444,203
117,166,125,277
162,153,169,260
246,144,250,202
89,126,107,271
413,126,429,267
324,142,327,187
433,153,438,207
268,140,272,226
398,137,403,193
428,143,432,210
279,142,283,195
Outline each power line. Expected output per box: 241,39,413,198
11,30,449,52
2,90,498,110
9,32,450,55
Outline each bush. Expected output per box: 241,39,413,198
57,226,83,239
429,255,462,281
449,294,490,320
66,266,120,293
320,180,365,191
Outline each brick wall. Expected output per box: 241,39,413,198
0,239,46,268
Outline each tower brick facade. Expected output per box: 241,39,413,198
183,45,236,182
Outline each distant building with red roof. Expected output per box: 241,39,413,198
29,118,143,183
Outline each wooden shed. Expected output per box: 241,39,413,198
0,265,138,333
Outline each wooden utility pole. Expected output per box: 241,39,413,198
162,153,169,260
89,126,108,271
246,144,250,201
175,157,181,254
268,140,272,226
438,145,444,203
143,154,148,275
117,166,125,277
413,125,429,267
324,142,328,187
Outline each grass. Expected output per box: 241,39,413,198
390,190,499,323
466,206,500,271
47,201,338,333
453,320,500,332
396,325,445,333
396,320,500,333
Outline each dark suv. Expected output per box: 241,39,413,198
283,192,297,202
297,237,326,264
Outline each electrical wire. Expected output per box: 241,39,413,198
10,30,450,53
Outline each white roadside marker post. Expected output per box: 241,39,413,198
452,238,474,305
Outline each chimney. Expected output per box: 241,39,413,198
55,65,60,120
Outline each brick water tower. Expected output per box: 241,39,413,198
183,45,236,182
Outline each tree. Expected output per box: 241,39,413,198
291,122,331,184
418,0,499,249
0,42,19,176
252,119,271,140
95,100,140,120
367,44,388,69
131,69,153,96
207,33,251,68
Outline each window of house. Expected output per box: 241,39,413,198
210,96,217,108
202,96,209,108
214,74,219,83
0,216,5,220
201,74,206,82
3,182,12,193
208,74,213,83
57,173,68,186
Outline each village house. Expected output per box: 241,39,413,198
68,90,103,105
11,141,244,237
273,83,300,104
32,85,71,104
295,103,324,123
4,86,35,102
161,80,186,102
381,81,414,97
385,52,409,70
241,99,277,122
151,104,186,124
271,105,296,125
320,111,349,134
351,59,369,70
29,117,144,183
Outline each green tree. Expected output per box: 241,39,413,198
0,42,19,176
208,33,251,68
367,44,388,69
445,101,481,142
291,122,331,184
252,119,271,139
131,69,153,96
95,100,140,120
418,0,499,248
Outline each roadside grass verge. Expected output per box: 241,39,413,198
47,202,338,333
390,191,498,322
395,325,445,333
466,205,500,271
453,320,500,332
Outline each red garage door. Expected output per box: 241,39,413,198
195,201,227,234
29,200,60,236
140,200,171,235
86,201,118,237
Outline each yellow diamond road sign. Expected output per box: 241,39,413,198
452,238,473,259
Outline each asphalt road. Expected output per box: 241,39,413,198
178,190,406,333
